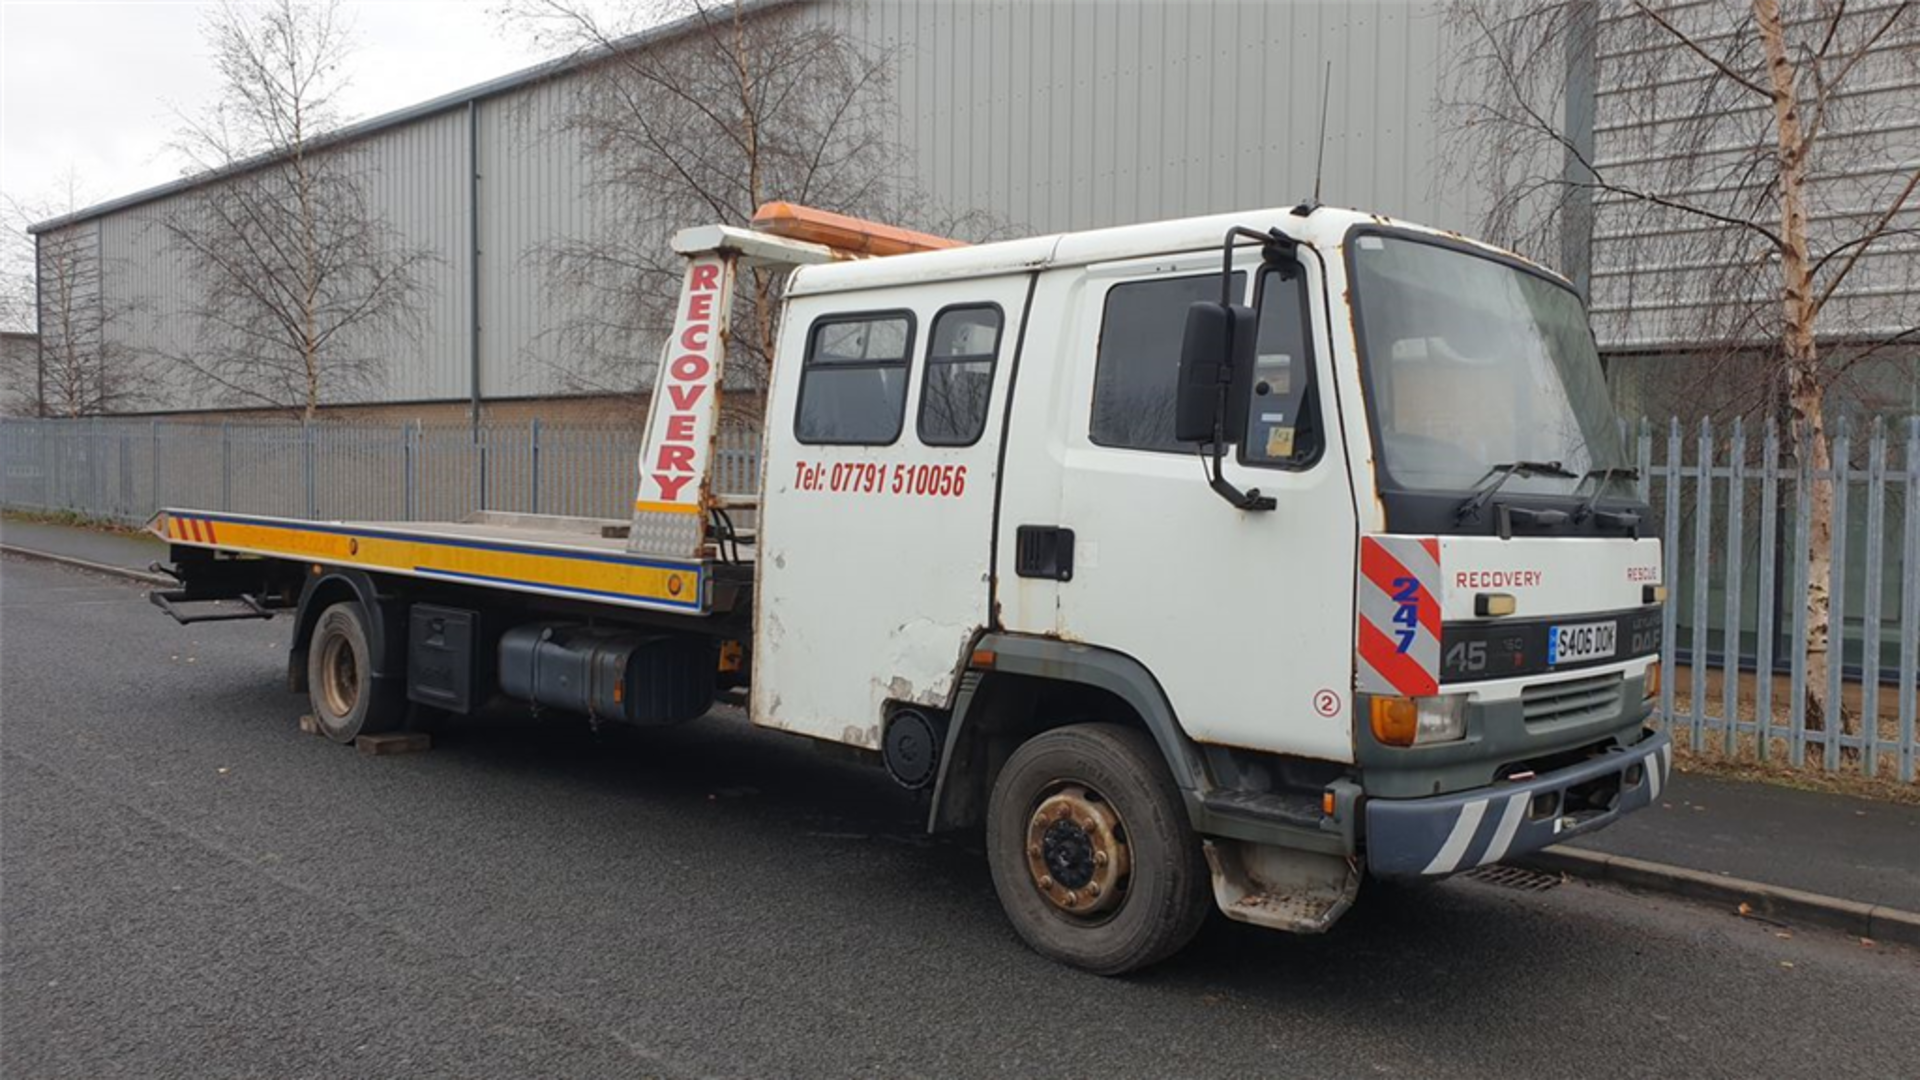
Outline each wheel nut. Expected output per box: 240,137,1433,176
1064,891,1078,907
1089,883,1102,897
1028,845,1041,858
1093,851,1109,866
1039,876,1053,890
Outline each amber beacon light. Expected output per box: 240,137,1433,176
750,202,967,257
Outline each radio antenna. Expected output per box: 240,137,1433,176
1310,60,1332,205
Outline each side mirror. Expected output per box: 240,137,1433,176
1174,301,1257,443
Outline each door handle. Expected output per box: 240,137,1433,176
1014,525,1074,582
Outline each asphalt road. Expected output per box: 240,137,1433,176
3,554,1916,1080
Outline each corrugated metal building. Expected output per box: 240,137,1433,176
0,332,38,414
1582,0,1920,419
27,0,1483,416
27,0,1917,417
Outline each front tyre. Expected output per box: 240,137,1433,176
986,723,1211,974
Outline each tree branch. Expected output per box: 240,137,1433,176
1630,0,1772,99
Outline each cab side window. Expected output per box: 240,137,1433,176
795,312,915,445
918,305,1003,446
1241,265,1322,469
1090,272,1244,453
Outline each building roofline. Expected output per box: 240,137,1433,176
28,0,799,235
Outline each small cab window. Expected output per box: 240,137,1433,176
795,312,915,445
1090,272,1244,453
1241,264,1322,468
918,305,1003,446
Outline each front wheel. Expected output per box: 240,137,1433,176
986,723,1211,974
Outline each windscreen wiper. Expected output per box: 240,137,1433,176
1572,466,1641,522
1453,460,1577,523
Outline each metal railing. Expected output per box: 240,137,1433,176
1638,416,1918,783
0,417,762,527
4,413,1915,782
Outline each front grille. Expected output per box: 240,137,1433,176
1522,672,1623,726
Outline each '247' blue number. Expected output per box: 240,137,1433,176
1390,577,1420,653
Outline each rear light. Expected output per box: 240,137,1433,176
1369,694,1467,747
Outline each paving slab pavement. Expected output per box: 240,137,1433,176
0,516,167,572
1565,770,1919,912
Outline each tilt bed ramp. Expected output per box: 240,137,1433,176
143,200,1673,975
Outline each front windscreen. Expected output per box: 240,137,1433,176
1349,233,1629,494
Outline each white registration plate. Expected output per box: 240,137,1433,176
1548,621,1617,665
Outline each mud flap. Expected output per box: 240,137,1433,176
1203,839,1361,933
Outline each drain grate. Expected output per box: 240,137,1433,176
1463,864,1564,892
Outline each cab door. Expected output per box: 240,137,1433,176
1000,249,1359,763
753,275,1033,749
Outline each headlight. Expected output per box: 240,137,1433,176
1369,693,1468,747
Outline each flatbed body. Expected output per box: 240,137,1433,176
158,508,715,616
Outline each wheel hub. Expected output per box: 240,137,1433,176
1024,783,1130,918
319,633,360,718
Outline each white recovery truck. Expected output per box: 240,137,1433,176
149,201,1670,973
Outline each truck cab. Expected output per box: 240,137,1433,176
747,204,1666,970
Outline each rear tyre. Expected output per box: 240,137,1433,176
987,723,1211,975
306,601,404,744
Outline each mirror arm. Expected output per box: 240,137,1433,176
1206,444,1276,512
1201,227,1282,513
1205,332,1274,513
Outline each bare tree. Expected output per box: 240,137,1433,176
1444,0,1920,734
504,0,1000,401
161,0,434,421
2,179,152,417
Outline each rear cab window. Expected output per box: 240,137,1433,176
794,312,915,445
918,305,1004,446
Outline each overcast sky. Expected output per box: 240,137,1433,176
0,1,564,220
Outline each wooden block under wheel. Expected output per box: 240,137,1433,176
355,732,432,756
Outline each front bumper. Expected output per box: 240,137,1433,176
1364,729,1672,877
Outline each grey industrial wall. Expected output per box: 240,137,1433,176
1585,1,1920,350
35,0,1485,415
38,1,1920,418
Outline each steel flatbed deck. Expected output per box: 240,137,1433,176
153,508,710,614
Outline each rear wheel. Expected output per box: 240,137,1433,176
306,601,404,744
986,723,1211,974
